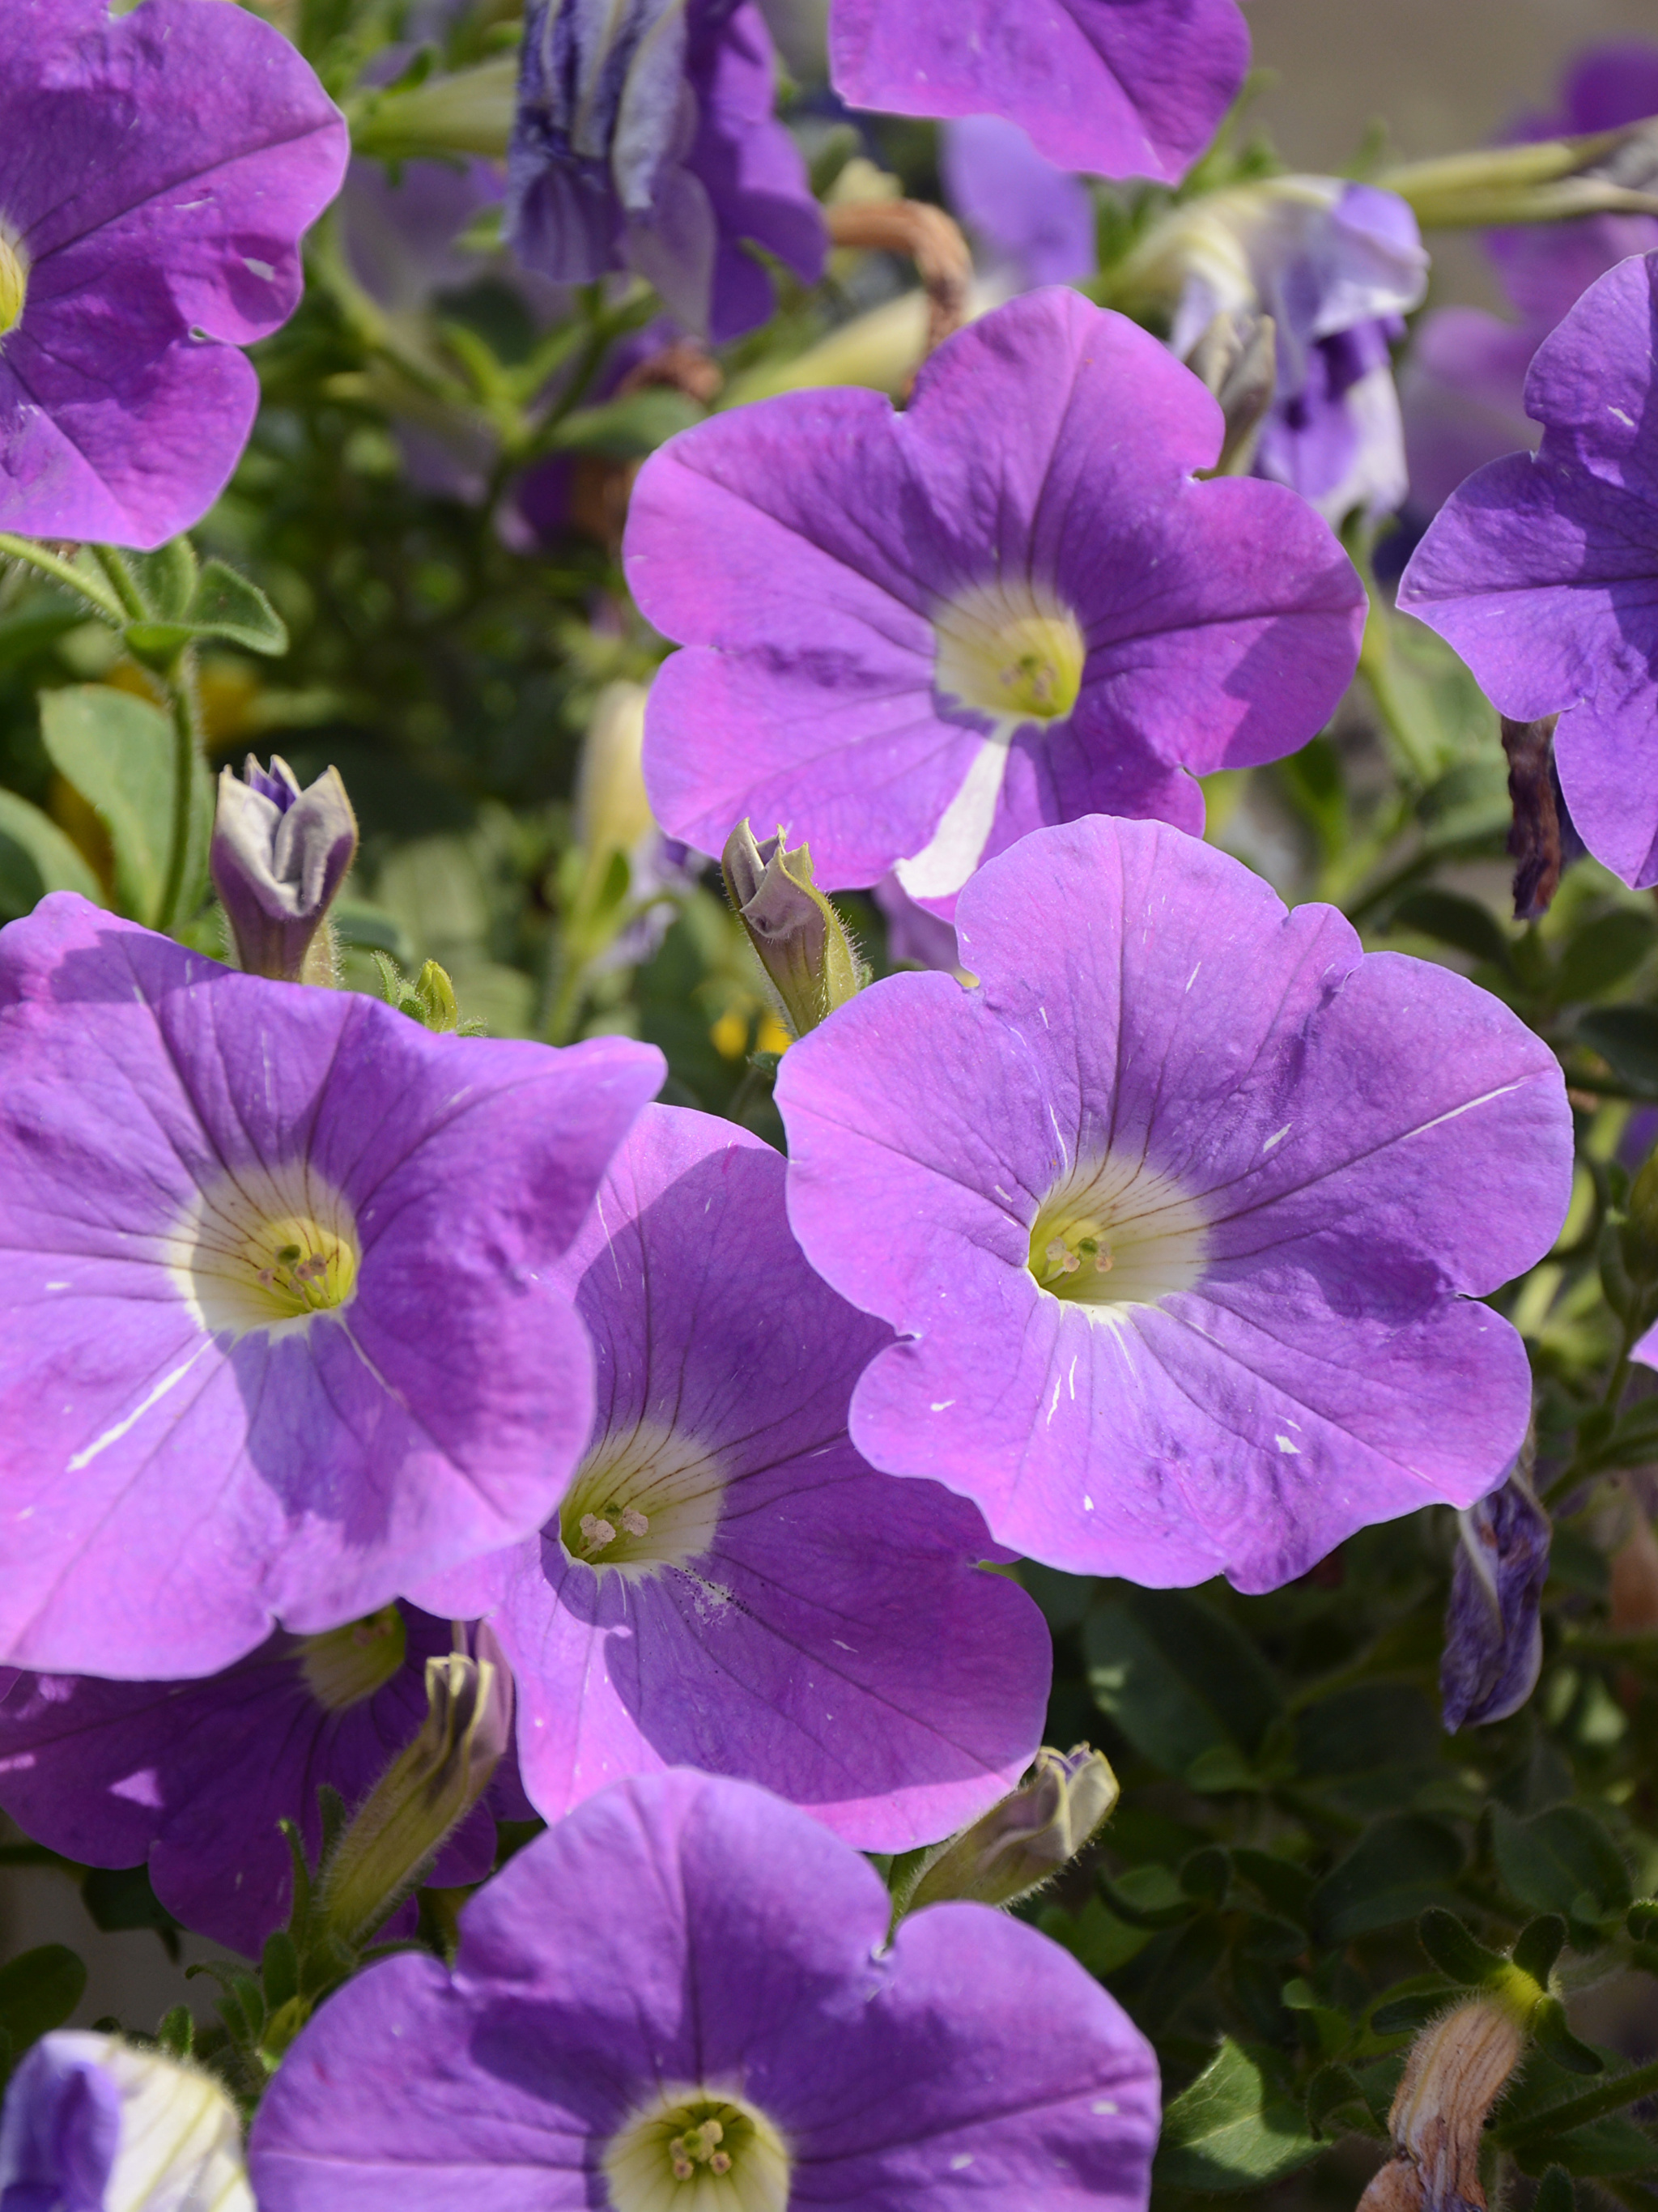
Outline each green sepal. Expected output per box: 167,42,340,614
1511,1914,1568,1988
1532,1997,1605,2077
1417,1907,1507,1988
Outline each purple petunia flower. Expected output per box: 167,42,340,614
0,895,663,1681
508,0,825,342
940,115,1096,295
1,2031,252,2212
0,0,347,550
248,1767,1161,2211
419,1104,1050,1849
776,815,1572,1590
830,0,1250,186
1126,177,1427,521
1439,1466,1550,1731
0,1606,530,1959
627,287,1365,916
1398,251,1658,891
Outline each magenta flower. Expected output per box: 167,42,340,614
627,288,1365,915
509,0,825,341
419,1104,1049,1850
248,1768,1161,2212
0,1606,530,1959
0,895,663,1680
1398,252,1658,890
777,816,1572,1590
0,0,347,549
830,0,1250,185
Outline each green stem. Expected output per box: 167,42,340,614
1499,2052,1658,2142
1358,595,1442,788
159,648,204,936
0,532,124,621
91,543,149,623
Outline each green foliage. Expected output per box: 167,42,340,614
37,684,210,929
0,1946,87,2087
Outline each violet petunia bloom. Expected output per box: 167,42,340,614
627,287,1365,917
830,0,1249,186
1439,1467,1550,1731
1,2032,252,2212
776,815,1573,1591
509,0,825,342
0,0,347,549
0,894,663,1681
1124,177,1428,521
249,1768,1161,2212
419,1104,1050,1850
940,115,1096,294
1398,251,1658,891
0,1606,529,1958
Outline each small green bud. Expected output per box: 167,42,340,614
1380,121,1658,230
1188,309,1278,478
316,1633,512,1954
721,819,865,1039
902,1745,1120,1915
210,755,357,985
349,53,517,161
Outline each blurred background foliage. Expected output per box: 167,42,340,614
3,0,1658,2204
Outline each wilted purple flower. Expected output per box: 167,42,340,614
249,1769,1161,2211
777,815,1573,1589
627,287,1365,915
0,1606,528,1958
509,0,825,341
0,894,662,1679
940,115,1095,294
1439,1466,1550,1730
0,0,347,549
1398,251,1658,891
1401,42,1658,514
830,0,1250,185
420,1104,1050,1849
1127,177,1427,520
0,2031,251,2212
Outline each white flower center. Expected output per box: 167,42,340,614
604,2087,789,2212
166,1164,360,1339
0,219,27,339
1028,1154,1210,1317
296,1606,407,1712
932,579,1086,730
559,1420,725,1579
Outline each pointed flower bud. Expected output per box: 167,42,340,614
721,819,865,1040
0,2030,253,2212
1188,308,1278,477
1358,1997,1528,2212
317,1630,512,1953
210,754,358,985
1440,1462,1550,1730
904,1745,1120,1915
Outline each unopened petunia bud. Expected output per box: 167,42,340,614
721,819,865,1040
1358,1997,1527,2212
210,753,357,985
1188,308,1278,477
317,1631,512,1953
0,2030,253,2212
903,1745,1120,1914
1439,1463,1550,1731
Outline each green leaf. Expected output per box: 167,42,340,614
1154,2038,1324,2191
0,788,102,919
1310,1815,1465,1944
1577,1006,1658,1095
1369,1976,1459,2037
1085,1588,1282,1788
123,559,288,661
1390,887,1513,970
1306,2061,1382,2140
1554,909,1658,1002
1292,1684,1441,1811
1417,1908,1507,1987
82,1865,183,1961
1512,1914,1568,1986
38,683,210,928
1532,1997,1605,2077
126,538,199,623
1490,1806,1631,1933
1533,2166,1576,2212
0,1946,87,2078
545,389,704,460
